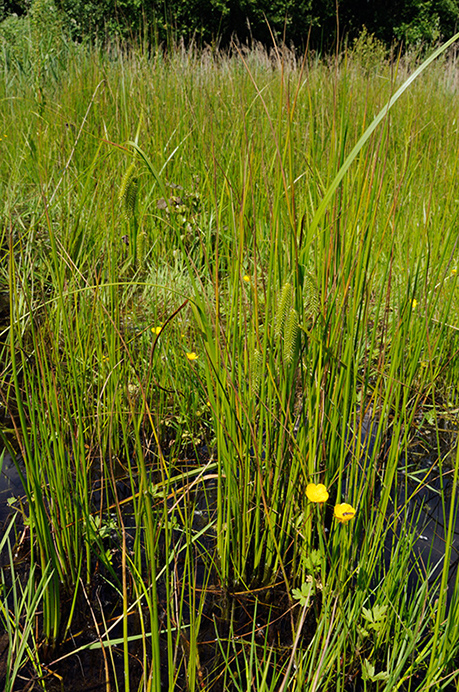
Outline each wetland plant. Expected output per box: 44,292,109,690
0,20,459,690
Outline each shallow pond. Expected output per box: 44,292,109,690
0,423,458,691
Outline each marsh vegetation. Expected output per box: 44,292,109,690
0,19,459,691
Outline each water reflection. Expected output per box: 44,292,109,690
0,452,24,527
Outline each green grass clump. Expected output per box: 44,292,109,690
1,21,459,691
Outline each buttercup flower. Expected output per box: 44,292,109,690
243,275,251,283
306,483,329,503
152,326,162,335
186,352,198,361
412,299,418,309
334,503,356,523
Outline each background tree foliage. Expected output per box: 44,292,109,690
1,0,459,48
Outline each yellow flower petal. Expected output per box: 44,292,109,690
186,352,198,361
334,503,356,523
412,299,418,309
306,483,329,503
243,275,251,283
152,326,162,335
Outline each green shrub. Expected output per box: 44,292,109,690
3,0,458,49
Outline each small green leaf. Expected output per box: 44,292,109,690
362,658,389,681
304,549,322,574
362,659,375,680
362,606,374,623
362,603,388,631
357,625,370,638
372,604,388,621
292,580,313,606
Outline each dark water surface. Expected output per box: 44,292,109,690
0,451,24,527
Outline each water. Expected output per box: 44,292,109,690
0,451,24,527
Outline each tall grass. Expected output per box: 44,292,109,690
1,15,459,690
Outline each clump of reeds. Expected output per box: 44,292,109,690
1,26,459,691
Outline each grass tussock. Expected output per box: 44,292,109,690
0,22,459,691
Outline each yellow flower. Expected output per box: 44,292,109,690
412,299,418,309
152,326,162,335
334,503,356,523
451,268,457,275
306,483,329,503
243,275,251,283
186,352,198,361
